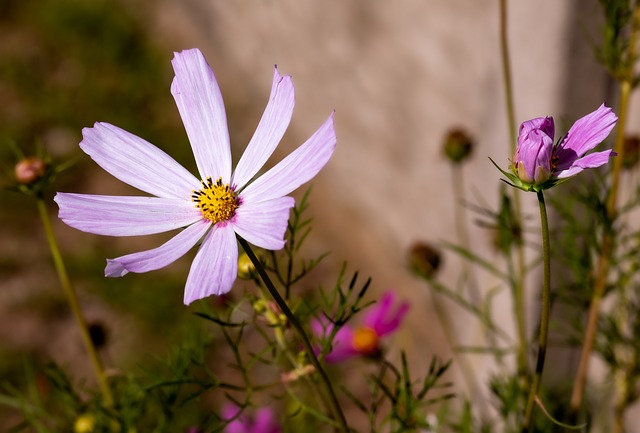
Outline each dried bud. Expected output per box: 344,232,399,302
622,135,640,170
88,322,108,349
237,252,257,280
14,157,47,185
443,128,474,164
408,242,441,278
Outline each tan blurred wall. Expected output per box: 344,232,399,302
147,0,636,423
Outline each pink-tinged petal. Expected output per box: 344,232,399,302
221,403,241,421
519,116,555,142
325,325,357,362
555,104,617,169
514,116,554,184
556,149,617,179
184,223,238,304
253,407,281,433
105,219,211,277
171,48,232,182
232,68,295,189
55,193,201,236
224,418,246,433
310,318,357,362
80,123,200,199
222,404,246,433
239,113,336,204
231,196,295,250
363,291,410,336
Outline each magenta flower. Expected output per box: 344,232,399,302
312,290,409,362
54,48,336,304
495,104,617,191
222,404,281,433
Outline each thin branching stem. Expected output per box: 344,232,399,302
36,197,114,408
522,191,551,432
238,237,350,432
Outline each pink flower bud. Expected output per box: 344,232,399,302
512,117,554,185
15,157,47,185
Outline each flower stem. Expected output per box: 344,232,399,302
449,165,489,412
499,0,529,385
36,197,114,407
569,6,639,417
521,190,551,432
238,237,350,432
499,0,516,149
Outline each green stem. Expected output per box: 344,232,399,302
569,7,640,417
451,165,480,305
238,238,349,432
36,198,114,407
499,0,517,148
521,191,551,432
449,165,490,413
499,0,529,383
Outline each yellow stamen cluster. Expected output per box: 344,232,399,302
352,326,379,354
192,177,239,224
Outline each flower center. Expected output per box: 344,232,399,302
352,326,379,354
550,153,559,172
192,177,239,224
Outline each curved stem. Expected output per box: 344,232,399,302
521,191,551,432
238,238,349,432
36,198,114,407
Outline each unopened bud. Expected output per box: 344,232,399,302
74,414,95,433
253,299,268,314
408,242,441,278
14,157,47,185
281,364,315,383
443,128,474,164
88,322,108,349
622,135,640,170
265,300,287,327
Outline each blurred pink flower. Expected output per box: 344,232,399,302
312,290,409,362
222,404,281,433
55,48,336,305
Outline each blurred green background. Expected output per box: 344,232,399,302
0,0,225,427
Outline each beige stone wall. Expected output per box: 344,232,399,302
148,0,634,421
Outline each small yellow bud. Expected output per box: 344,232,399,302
253,299,268,314
74,414,95,433
237,252,257,279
